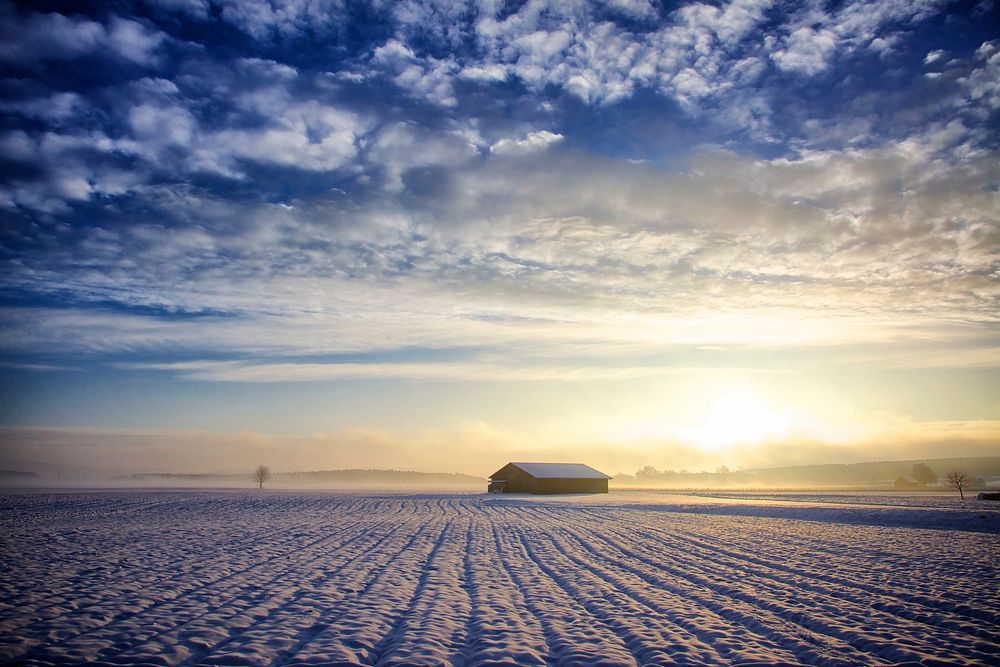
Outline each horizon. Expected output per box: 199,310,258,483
4,453,998,489
2,1,999,476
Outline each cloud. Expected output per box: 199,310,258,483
148,0,210,20
173,0,349,41
351,0,954,119
771,26,838,75
2,0,984,221
116,360,717,383
3,99,997,357
604,0,657,21
924,49,947,65
0,72,371,209
366,121,481,190
458,64,509,82
1,0,997,396
489,130,563,155
357,0,771,110
122,80,372,177
959,41,1000,113
368,39,460,106
767,0,953,77
674,0,774,45
0,128,143,213
202,102,367,173
0,6,166,66
0,92,87,124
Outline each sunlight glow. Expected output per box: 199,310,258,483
681,391,792,451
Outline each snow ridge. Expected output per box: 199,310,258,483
0,491,997,666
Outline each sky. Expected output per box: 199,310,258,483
0,0,998,478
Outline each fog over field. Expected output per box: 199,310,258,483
3,426,1000,487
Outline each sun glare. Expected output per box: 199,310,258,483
682,391,792,451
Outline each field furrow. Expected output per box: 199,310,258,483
614,528,992,655
1,491,997,666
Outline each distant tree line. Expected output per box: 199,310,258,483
614,458,996,489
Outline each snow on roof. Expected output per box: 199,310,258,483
507,462,612,479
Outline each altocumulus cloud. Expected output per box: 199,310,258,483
0,0,997,383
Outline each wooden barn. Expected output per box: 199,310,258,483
487,462,612,494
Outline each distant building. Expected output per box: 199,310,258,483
487,462,612,494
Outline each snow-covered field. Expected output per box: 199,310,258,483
1,491,998,666
688,491,1000,510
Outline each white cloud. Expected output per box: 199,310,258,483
767,0,951,76
867,35,898,55
2,1,995,381
0,92,85,124
236,57,299,80
924,49,946,65
148,0,210,19
959,41,1000,112
361,0,950,120
214,0,346,40
107,17,165,66
458,64,509,82
370,39,459,106
1,73,374,213
0,128,144,212
128,103,197,147
605,0,657,20
675,0,773,45
367,121,481,189
771,26,838,75
204,102,366,173
489,130,563,156
4,119,997,373
118,360,698,383
370,0,775,110
0,7,165,65
115,82,371,177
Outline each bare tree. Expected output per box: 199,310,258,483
946,470,970,499
252,464,272,489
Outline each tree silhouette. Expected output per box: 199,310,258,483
252,464,272,489
946,470,970,499
910,463,938,486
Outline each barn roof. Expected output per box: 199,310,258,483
496,462,612,480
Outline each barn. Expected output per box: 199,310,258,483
487,462,612,494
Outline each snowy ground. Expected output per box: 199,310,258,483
686,491,1000,511
1,491,998,666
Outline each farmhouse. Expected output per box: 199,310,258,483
488,462,612,494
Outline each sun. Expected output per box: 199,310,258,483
682,391,791,451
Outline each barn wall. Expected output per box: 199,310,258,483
492,464,538,493
536,478,608,494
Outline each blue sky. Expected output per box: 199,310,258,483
1,0,998,475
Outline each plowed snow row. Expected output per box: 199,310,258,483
1,492,997,666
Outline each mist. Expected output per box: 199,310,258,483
3,424,997,490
